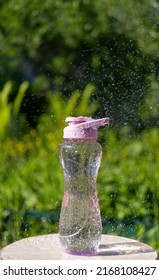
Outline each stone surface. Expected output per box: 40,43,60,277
0,234,157,260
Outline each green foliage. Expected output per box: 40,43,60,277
0,149,62,247
0,0,159,127
98,128,159,252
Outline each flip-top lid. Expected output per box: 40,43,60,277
63,116,109,140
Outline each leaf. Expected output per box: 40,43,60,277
51,93,64,123
64,90,80,117
76,83,96,115
0,81,12,107
13,81,29,118
0,106,11,137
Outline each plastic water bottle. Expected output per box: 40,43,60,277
59,116,109,255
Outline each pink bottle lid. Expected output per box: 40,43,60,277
63,116,109,140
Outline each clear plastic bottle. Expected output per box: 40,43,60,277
59,116,109,255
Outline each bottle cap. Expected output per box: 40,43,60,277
63,116,109,140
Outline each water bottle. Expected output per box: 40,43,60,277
59,116,109,255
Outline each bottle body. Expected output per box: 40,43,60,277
59,141,102,255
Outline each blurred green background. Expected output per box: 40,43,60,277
0,0,159,256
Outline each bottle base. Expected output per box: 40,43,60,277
65,249,97,256
59,233,101,256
